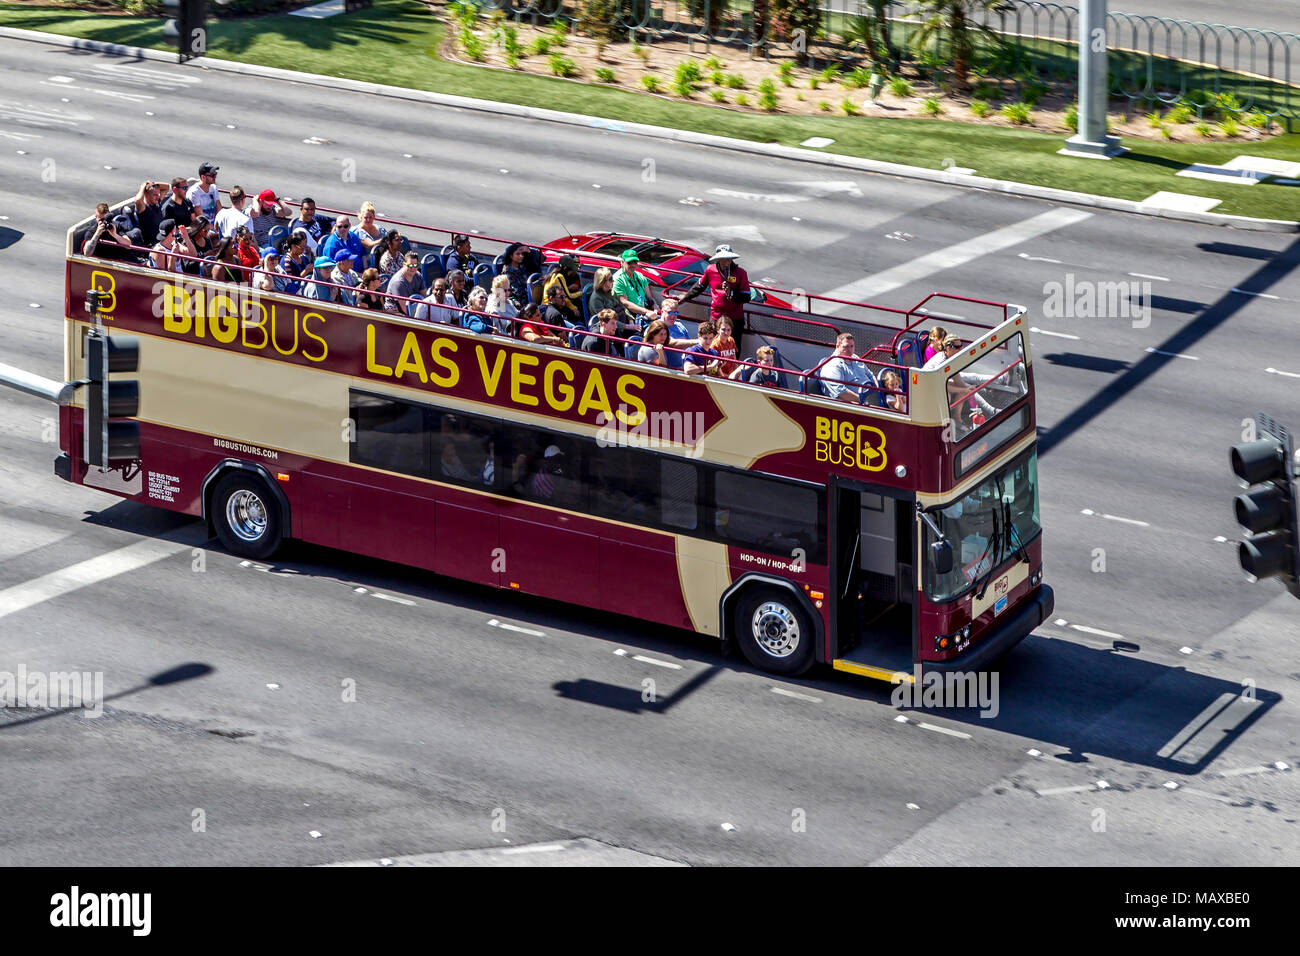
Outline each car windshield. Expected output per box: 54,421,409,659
632,242,691,266
924,448,1041,602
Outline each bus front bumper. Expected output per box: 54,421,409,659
925,584,1055,674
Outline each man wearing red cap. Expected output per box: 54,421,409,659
247,188,286,247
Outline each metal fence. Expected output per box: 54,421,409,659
484,0,1299,120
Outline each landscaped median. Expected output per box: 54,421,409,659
2,0,1298,222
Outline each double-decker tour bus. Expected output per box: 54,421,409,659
55,190,1053,680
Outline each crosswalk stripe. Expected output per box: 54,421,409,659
0,538,187,621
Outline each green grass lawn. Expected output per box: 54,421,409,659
3,0,1298,220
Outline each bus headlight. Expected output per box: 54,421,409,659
1031,570,1042,587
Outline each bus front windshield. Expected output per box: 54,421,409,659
925,449,1041,603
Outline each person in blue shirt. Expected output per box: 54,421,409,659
319,215,365,270
819,331,877,402
330,248,360,306
683,320,723,376
302,255,337,302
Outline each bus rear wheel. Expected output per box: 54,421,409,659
211,472,283,560
733,586,815,676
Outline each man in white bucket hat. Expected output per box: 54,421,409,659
677,243,753,351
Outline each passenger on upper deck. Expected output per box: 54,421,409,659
413,277,454,324
444,234,480,278
161,177,195,229
711,316,739,377
676,244,751,350
544,283,582,330
461,287,493,334
357,268,386,311
303,255,338,303
251,248,279,293
384,252,426,315
378,231,405,275
486,275,518,334
730,345,781,386
543,255,583,311
922,325,948,364
517,303,566,347
82,203,134,259
215,186,252,240
287,198,325,252
331,249,359,306
925,334,997,423
247,189,286,248
188,215,215,265
207,237,244,283
581,310,622,356
683,320,723,377
634,318,696,368
820,332,877,403
922,334,961,371
132,180,166,246
501,242,531,308
613,249,656,323
320,215,365,270
148,219,195,274
587,267,620,318
880,369,907,413
186,162,221,220
445,270,470,307
279,231,310,293
233,226,261,270
355,201,385,252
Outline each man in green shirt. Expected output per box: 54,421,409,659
612,248,656,323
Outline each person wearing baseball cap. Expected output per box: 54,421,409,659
330,247,359,307
677,242,753,352
247,187,286,248
302,254,339,303
613,247,656,322
188,163,221,220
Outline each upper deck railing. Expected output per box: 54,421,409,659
67,192,1031,430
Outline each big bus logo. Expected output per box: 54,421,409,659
89,271,117,318
813,416,886,472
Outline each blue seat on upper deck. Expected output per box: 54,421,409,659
268,225,288,247
472,263,494,291
421,253,444,284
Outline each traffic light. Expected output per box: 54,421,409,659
162,0,206,61
1231,414,1299,597
83,290,140,469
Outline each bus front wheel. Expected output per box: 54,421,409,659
734,587,815,676
211,472,284,560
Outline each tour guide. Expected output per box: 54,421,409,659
677,243,753,347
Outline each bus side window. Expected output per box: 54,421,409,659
350,391,431,479
429,408,500,490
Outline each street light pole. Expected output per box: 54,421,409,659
1060,0,1125,159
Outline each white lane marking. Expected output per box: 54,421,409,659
1265,367,1300,379
1231,288,1279,299
1035,784,1096,796
1177,787,1235,804
632,654,682,669
771,687,821,703
0,129,41,142
38,81,153,103
1128,272,1169,281
0,538,185,621
500,843,565,855
1145,347,1199,361
1080,508,1150,527
821,208,1093,307
917,722,972,739
612,648,628,656
1051,618,1124,640
1179,646,1194,654
487,619,544,637
1218,765,1272,777
371,592,415,605
1029,326,1080,339
1018,252,1062,263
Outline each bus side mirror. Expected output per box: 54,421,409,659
930,540,954,576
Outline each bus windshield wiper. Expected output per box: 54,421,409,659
974,505,1002,601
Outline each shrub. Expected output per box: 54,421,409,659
704,55,723,71
922,96,943,116
735,93,750,106
1219,116,1241,137
844,67,873,90
672,62,698,97
595,67,617,83
528,36,552,56
1244,110,1269,129
548,20,568,46
840,97,860,115
887,77,913,98
709,69,724,86
1194,120,1213,137
809,76,820,90
1000,101,1032,124
642,74,661,92
972,82,1001,101
1146,110,1163,128
1021,81,1047,107
724,73,746,89
1064,102,1078,131
460,29,486,62
820,64,841,84
504,50,520,69
548,54,577,78
1213,91,1242,116
1159,124,1173,140
758,77,779,111
1166,104,1193,124
710,89,726,102
777,62,795,87
818,100,832,112
678,60,702,85
632,41,650,64
970,100,992,118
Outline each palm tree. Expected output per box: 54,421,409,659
908,0,1009,89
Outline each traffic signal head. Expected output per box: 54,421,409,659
1231,439,1284,486
1230,425,1298,592
84,330,140,468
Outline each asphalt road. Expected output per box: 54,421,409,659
0,37,1297,867
1118,1,1296,33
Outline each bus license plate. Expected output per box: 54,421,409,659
994,596,1008,617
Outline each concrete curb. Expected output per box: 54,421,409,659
3,24,1297,233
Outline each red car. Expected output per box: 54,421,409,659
540,232,783,308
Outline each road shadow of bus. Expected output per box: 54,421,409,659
89,504,1277,774
857,635,1280,777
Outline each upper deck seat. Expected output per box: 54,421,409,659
472,263,494,291
580,282,593,325
527,272,544,306
268,225,288,248
624,333,644,359
421,253,445,284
